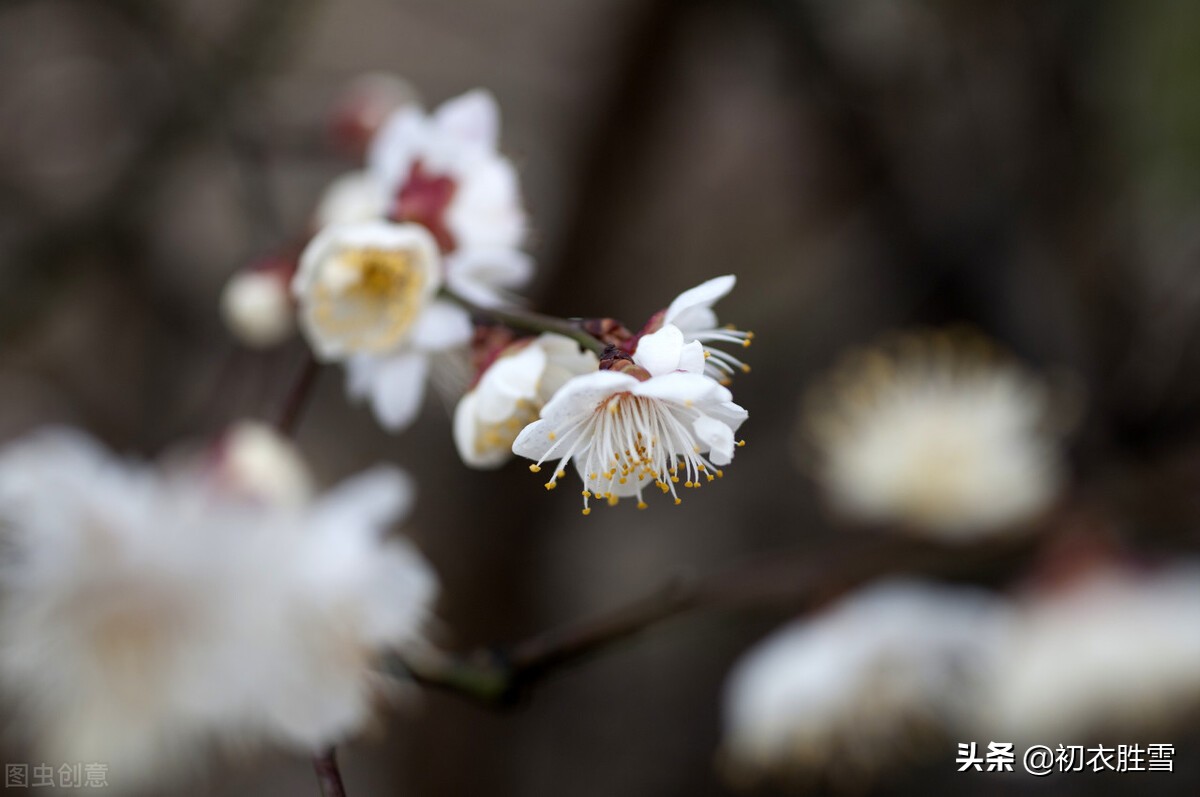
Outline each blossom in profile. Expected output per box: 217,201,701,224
0,428,438,785
292,220,472,429
655,275,753,383
803,330,1071,538
368,88,531,308
980,564,1200,741
512,324,747,513
454,333,598,469
721,581,1004,786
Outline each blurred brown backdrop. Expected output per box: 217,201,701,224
3,0,1200,795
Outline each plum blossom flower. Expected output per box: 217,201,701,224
292,220,472,430
656,275,754,382
453,333,598,469
512,324,748,513
979,565,1200,741
0,428,438,784
803,330,1071,538
368,88,531,308
721,581,1005,784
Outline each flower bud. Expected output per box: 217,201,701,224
212,421,314,508
220,263,295,349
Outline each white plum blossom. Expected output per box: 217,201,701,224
803,330,1069,538
0,428,438,784
453,333,598,469
658,275,754,382
980,565,1200,741
368,88,531,308
292,220,472,430
210,420,315,509
512,324,748,513
313,170,389,230
721,581,1005,784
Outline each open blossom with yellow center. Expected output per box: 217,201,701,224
292,221,472,430
803,330,1071,538
512,324,748,513
453,333,598,469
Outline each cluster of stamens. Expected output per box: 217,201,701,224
526,393,745,515
311,246,426,352
696,325,755,384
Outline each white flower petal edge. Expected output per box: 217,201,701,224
0,428,438,783
313,170,389,230
512,326,747,513
454,334,598,469
661,274,753,382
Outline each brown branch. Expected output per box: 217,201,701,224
275,353,321,437
311,748,347,797
396,533,1036,705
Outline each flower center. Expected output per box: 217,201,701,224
392,161,458,253
530,392,727,514
312,245,428,353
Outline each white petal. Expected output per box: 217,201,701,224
453,391,511,469
694,415,736,465
313,465,415,531
476,344,546,424
313,171,388,229
445,248,533,307
356,353,430,431
410,300,472,351
633,324,686,377
678,340,706,375
434,89,500,151
633,372,730,405
665,275,735,331
367,107,426,190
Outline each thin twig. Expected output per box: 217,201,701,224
397,533,1036,705
275,353,321,437
444,290,607,355
311,748,347,797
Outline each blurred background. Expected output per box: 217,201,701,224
2,0,1200,794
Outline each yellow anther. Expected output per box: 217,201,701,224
607,495,619,507
684,481,694,488
671,476,679,483
741,364,751,373
556,469,566,478
581,507,591,516
529,464,541,473
716,469,724,478
548,431,557,441
673,497,682,505
582,490,592,498
736,440,746,447
637,501,648,510
619,477,627,485
544,481,557,491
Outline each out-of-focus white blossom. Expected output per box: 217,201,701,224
453,334,597,469
220,269,295,349
313,170,388,230
804,331,1069,538
0,428,438,785
210,421,315,509
980,565,1200,741
513,324,747,513
721,581,1004,783
659,275,753,383
368,89,531,308
293,221,472,430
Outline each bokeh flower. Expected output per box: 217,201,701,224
803,330,1071,538
721,580,1004,785
0,427,438,785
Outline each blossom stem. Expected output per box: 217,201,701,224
396,534,1036,705
275,352,320,436
443,290,607,356
312,748,347,797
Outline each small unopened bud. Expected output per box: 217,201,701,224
599,344,650,380
582,318,635,350
221,266,295,349
329,72,422,157
214,421,314,509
